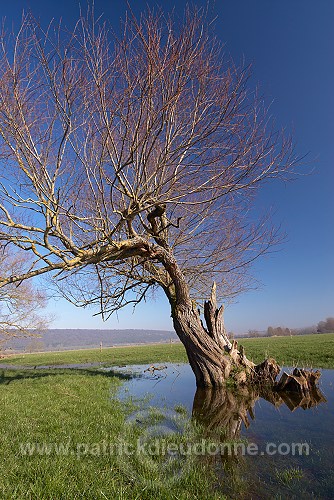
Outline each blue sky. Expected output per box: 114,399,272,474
2,0,333,333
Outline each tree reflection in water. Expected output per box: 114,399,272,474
191,384,327,498
192,383,327,440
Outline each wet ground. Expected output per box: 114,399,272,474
112,363,334,499
1,360,333,498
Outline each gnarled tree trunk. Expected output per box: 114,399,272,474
170,282,280,388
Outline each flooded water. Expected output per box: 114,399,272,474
112,363,334,499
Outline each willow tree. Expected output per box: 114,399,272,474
0,8,295,386
0,249,47,346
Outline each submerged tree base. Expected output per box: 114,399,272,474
192,378,327,441
178,283,322,395
275,367,322,397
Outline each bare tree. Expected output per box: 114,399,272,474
248,330,260,338
0,249,47,347
317,318,334,334
0,8,296,386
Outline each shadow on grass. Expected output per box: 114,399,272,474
0,366,135,385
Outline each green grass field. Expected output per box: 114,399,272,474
0,367,223,499
0,342,188,367
0,333,333,499
241,332,334,369
2,332,334,369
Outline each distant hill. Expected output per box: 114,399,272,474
2,329,179,353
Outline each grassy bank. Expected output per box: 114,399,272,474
1,333,334,369
0,368,222,499
1,333,333,498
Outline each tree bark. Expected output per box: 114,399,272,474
155,245,280,388
170,283,280,388
172,302,232,387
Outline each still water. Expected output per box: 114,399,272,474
111,363,334,499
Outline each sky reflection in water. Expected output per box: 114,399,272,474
113,363,334,499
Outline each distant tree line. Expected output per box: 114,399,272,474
265,317,334,337
317,317,334,334
266,326,292,337
245,317,334,338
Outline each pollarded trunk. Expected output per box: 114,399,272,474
171,283,280,388
172,302,232,387
158,246,279,388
